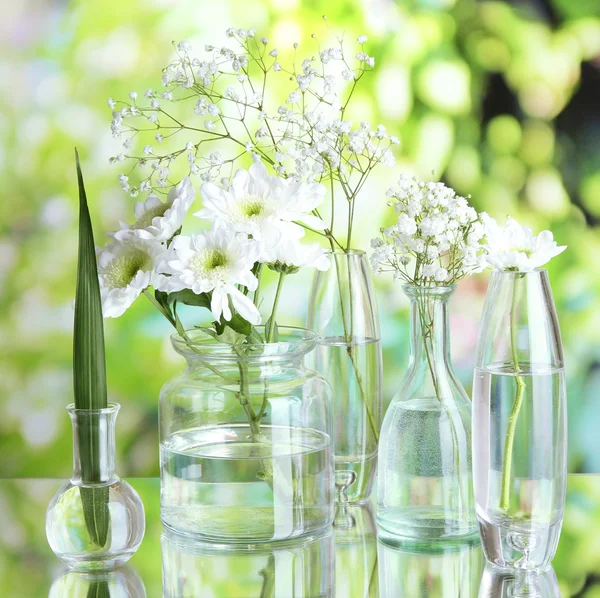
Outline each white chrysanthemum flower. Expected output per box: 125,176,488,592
483,216,566,272
156,230,261,324
262,239,331,273
98,238,165,318
195,162,326,245
112,178,195,242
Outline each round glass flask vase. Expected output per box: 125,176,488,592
159,327,335,544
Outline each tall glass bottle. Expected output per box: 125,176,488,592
473,270,567,571
307,250,383,503
377,285,477,542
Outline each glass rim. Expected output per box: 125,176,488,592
66,402,120,414
402,283,456,295
325,248,366,256
170,326,318,361
490,267,548,276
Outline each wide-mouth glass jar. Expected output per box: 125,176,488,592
159,326,335,544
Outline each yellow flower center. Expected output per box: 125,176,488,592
103,250,152,289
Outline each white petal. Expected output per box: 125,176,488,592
229,286,262,325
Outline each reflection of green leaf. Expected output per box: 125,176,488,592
73,149,110,547
86,580,110,598
259,554,275,598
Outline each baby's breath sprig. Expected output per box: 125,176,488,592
370,175,487,286
107,24,397,251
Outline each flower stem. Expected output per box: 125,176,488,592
267,272,286,343
500,276,526,511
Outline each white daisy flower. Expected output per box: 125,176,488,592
112,177,195,242
263,239,331,274
156,230,261,325
195,162,327,245
483,216,567,272
97,238,165,318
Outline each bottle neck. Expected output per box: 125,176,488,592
406,287,453,374
69,406,119,486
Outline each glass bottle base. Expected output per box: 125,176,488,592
52,551,141,571
477,513,562,571
377,506,478,546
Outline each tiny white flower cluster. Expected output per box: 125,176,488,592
96,166,330,331
370,175,487,285
105,23,396,250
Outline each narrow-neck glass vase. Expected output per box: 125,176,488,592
377,285,477,543
473,270,567,571
159,327,334,544
46,404,146,570
307,249,383,503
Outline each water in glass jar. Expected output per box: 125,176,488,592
473,365,567,569
160,424,333,543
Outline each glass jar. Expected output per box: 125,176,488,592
161,528,334,597
159,327,334,544
377,285,477,543
473,270,567,571
46,404,146,570
307,250,383,503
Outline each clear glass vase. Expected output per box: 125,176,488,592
159,326,334,544
46,404,146,570
307,249,382,503
161,529,334,597
478,564,560,597
473,270,567,571
377,285,477,543
378,536,484,597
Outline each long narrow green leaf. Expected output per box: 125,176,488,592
73,149,110,547
73,148,107,413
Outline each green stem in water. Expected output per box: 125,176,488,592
500,276,526,511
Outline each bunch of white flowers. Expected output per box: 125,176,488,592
96,165,330,340
107,23,397,252
482,215,566,272
370,175,487,285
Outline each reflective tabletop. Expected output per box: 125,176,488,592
1,475,599,597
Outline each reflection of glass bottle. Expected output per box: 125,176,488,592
478,564,560,598
161,529,334,597
378,536,483,598
49,566,146,598
334,502,378,598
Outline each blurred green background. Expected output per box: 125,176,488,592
0,0,599,479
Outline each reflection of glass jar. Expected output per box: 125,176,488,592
378,535,484,598
161,529,334,597
49,566,146,598
478,564,560,598
159,327,334,544
334,502,378,597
